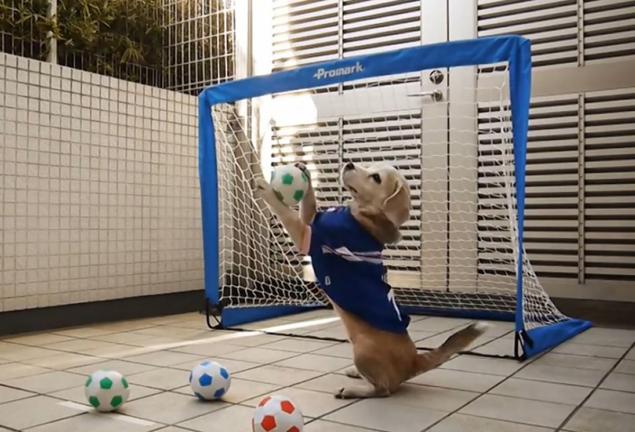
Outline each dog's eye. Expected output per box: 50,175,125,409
370,173,381,184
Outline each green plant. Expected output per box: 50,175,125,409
0,0,50,58
57,0,164,70
0,0,233,88
166,0,234,92
0,0,164,82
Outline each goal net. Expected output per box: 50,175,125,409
199,37,590,359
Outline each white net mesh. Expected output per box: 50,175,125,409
210,63,569,331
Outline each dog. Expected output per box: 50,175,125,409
256,162,487,399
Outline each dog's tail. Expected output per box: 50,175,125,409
412,322,488,377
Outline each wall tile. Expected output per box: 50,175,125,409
1,54,202,311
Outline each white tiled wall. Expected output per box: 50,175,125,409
0,53,202,312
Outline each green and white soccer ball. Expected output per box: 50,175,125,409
270,164,309,207
84,370,130,412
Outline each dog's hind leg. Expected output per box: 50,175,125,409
336,343,395,399
342,366,362,379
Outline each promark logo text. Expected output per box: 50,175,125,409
313,61,364,80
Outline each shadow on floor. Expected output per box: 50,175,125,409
554,298,635,329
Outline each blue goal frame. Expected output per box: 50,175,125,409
198,36,591,359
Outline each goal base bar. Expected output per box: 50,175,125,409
520,318,592,359
401,306,515,322
214,304,324,328
210,303,590,360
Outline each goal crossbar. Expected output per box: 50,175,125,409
198,36,591,359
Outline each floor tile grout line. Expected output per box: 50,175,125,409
300,398,377,430
149,421,200,432
582,386,635,396
154,370,344,429
405,380,499,394
0,320,541,380
112,324,524,421
304,402,384,431
248,315,498,355
3,313,240,355
3,321,633,430
232,392,368,431
0,391,38,407
0,328,176,373
0,379,170,428
439,410,567,430
53,326,312,374
1,331,351,419
93,341,353,427
120,322,345,368
554,341,635,432
2,368,294,417
0,367,344,408
410,370,605,393
0,325,514,429
490,375,599,390
541,350,631,360
419,349,542,432
553,346,632,359
8,325,157,347
511,372,635,393
298,354,515,431
424,327,516,355
52,401,170,431
167,345,386,430
2,356,299,422
0,361,96,383
0,396,90,431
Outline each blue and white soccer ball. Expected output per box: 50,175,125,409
189,360,231,400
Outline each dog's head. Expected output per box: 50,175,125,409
341,162,411,244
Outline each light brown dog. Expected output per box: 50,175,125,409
256,162,487,399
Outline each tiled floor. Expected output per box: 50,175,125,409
0,310,633,431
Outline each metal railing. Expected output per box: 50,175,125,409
162,0,235,95
0,0,235,92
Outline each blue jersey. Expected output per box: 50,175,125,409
301,207,410,334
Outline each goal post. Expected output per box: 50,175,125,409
198,36,591,359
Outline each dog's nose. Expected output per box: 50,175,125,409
344,162,355,171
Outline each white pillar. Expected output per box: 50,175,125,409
47,0,58,64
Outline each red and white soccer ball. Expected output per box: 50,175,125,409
252,394,303,432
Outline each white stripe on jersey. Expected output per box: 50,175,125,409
321,245,383,264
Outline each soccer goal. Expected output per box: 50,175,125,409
198,36,590,359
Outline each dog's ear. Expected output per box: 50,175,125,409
382,176,410,228
356,204,402,245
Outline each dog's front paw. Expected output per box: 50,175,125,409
335,387,347,399
295,162,309,173
335,385,389,399
254,177,276,203
343,366,362,379
335,387,359,399
295,162,313,187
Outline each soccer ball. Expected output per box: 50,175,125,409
252,394,303,432
189,360,231,400
270,164,309,207
84,370,130,412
